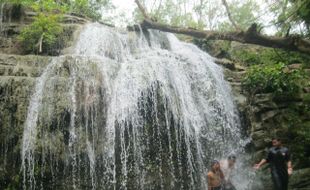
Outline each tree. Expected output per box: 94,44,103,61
18,13,63,54
265,0,310,37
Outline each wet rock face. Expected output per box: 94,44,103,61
0,54,50,188
221,47,310,190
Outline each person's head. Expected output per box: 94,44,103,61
227,155,236,166
211,160,220,171
271,137,282,147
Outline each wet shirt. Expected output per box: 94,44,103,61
266,146,290,173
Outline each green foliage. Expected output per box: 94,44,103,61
0,0,33,5
4,0,113,54
285,104,310,168
242,63,303,95
231,47,310,66
1,0,114,21
70,0,95,17
1,0,67,12
30,0,68,13
69,0,111,20
296,0,310,24
18,13,63,54
267,0,310,37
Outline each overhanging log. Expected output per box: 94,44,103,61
141,19,310,55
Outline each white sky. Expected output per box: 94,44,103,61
108,0,136,26
113,0,136,12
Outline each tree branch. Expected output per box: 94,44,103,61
135,0,150,20
221,0,240,31
134,0,310,55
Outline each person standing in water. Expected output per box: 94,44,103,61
253,137,293,190
220,155,237,190
208,160,225,190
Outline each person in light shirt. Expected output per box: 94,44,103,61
220,155,237,190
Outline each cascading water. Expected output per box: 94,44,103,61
22,23,251,190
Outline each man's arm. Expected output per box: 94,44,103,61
287,161,293,175
253,159,267,169
254,148,271,169
208,172,212,190
207,172,213,190
286,148,293,175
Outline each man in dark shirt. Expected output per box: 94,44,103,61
253,138,293,190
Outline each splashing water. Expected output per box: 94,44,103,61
22,23,251,189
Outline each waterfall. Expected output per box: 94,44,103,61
22,23,250,190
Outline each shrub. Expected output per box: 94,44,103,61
232,48,310,66
242,63,303,95
18,13,63,54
